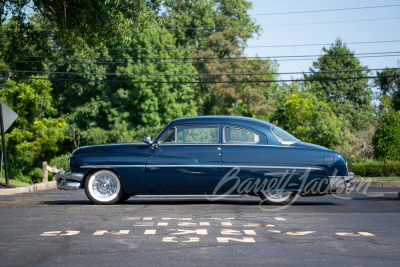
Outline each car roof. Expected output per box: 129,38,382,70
169,115,274,128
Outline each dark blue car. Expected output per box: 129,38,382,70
56,116,354,204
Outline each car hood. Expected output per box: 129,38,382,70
72,142,147,156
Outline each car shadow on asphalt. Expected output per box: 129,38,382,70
40,199,336,206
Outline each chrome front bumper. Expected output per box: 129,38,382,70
328,172,355,193
56,172,84,191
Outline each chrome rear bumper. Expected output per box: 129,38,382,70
56,172,84,191
328,172,355,193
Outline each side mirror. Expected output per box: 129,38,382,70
142,135,153,145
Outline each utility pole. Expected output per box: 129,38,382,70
0,104,9,185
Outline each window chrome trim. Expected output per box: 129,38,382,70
223,126,261,144
158,124,220,145
270,126,300,145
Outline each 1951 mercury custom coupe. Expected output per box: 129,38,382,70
56,116,354,205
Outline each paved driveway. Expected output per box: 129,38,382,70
0,188,399,266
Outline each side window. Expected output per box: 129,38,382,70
176,126,219,143
160,128,176,143
224,127,260,143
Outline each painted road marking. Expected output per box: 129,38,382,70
170,229,208,235
60,231,80,236
210,218,235,220
40,231,62,236
144,230,156,235
336,233,360,237
244,230,257,235
199,222,210,226
178,222,197,226
221,222,232,226
158,222,168,226
275,217,286,221
123,217,140,221
266,224,275,227
217,237,256,243
162,237,200,242
162,218,192,221
268,230,282,233
243,224,260,227
359,232,375,236
286,231,315,236
336,232,375,237
221,229,241,235
93,230,130,235
143,217,153,220
134,222,154,226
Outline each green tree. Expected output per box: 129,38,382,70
372,95,400,160
0,0,154,64
50,25,198,146
375,68,400,111
271,90,347,149
306,39,373,130
0,78,69,182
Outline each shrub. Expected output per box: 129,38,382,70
348,158,400,177
372,96,400,160
49,153,72,171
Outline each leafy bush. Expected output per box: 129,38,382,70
372,96,400,160
49,153,72,172
348,158,400,177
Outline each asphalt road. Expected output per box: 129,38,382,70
0,188,399,267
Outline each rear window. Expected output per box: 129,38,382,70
271,126,299,144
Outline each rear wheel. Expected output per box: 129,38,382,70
84,170,124,205
259,191,296,205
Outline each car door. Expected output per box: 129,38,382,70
146,124,222,194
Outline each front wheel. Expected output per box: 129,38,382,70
84,170,124,205
259,191,296,205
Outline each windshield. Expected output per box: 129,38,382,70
271,126,299,144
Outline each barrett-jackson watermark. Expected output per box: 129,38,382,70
205,167,383,211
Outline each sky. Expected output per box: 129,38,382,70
245,0,400,80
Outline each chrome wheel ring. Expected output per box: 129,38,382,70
87,170,121,202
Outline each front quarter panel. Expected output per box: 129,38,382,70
70,144,150,194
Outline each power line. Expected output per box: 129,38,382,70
2,40,400,51
165,17,400,30
13,54,400,65
1,68,398,77
249,4,400,16
22,51,400,61
2,75,397,84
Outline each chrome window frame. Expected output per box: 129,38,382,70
223,126,261,144
270,126,300,145
158,125,220,145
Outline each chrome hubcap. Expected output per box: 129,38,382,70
267,191,291,199
92,174,117,198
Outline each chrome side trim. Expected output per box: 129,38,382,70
147,165,322,170
147,165,220,168
223,165,322,170
80,165,145,169
134,195,244,198
80,164,322,170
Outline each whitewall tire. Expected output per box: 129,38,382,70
84,170,124,204
259,191,296,205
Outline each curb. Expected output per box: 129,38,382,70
0,181,57,195
355,181,400,188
